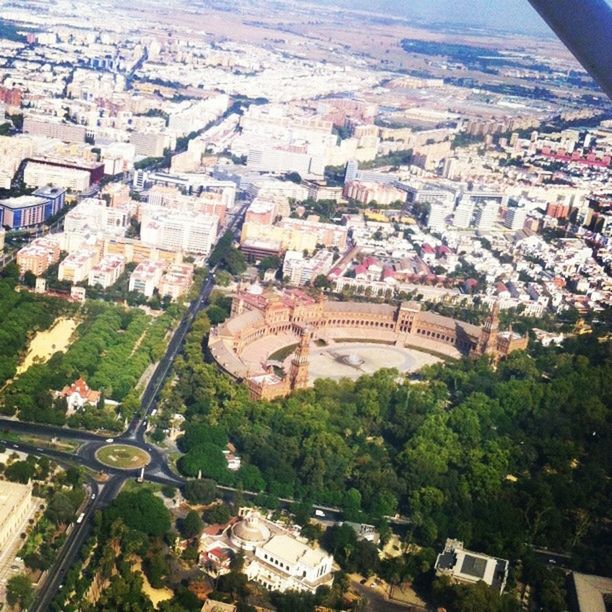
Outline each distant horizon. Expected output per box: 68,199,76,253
300,0,612,36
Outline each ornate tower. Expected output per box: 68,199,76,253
289,326,313,390
475,301,500,357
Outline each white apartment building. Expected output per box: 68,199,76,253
129,261,167,297
474,202,500,231
158,263,194,300
24,161,91,192
283,250,335,286
141,208,219,255
88,255,126,288
247,146,316,176
453,200,475,229
130,132,168,158
505,206,527,231
427,200,453,230
23,116,86,143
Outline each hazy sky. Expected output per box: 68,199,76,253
312,0,612,35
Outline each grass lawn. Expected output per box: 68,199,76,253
95,444,150,470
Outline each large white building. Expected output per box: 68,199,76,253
62,198,130,252
0,480,43,593
427,200,453,230
247,534,334,594
225,511,334,594
453,199,475,229
141,207,219,255
24,161,92,192
474,201,500,231
505,206,527,231
0,481,37,552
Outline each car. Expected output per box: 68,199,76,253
314,509,326,517
12,444,18,448
91,494,96,500
105,438,114,443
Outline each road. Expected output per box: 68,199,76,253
17,199,251,611
0,198,378,609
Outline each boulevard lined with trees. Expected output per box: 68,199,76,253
1,291,179,429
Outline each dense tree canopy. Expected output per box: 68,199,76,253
174,311,611,576
0,276,69,388
2,300,177,426
102,489,171,538
208,231,246,275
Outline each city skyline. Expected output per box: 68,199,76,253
0,2,609,611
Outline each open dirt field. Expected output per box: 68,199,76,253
16,318,79,376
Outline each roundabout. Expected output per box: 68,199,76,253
95,444,151,471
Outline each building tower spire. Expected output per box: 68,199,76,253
289,326,312,390
476,301,500,357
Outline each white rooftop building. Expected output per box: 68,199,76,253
435,538,509,594
247,534,334,594
141,207,219,255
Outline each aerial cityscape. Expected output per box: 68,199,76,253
0,1,610,611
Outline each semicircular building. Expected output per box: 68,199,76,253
208,284,527,400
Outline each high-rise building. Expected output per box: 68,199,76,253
427,200,453,230
505,206,527,231
453,199,475,229
345,159,358,183
474,201,499,231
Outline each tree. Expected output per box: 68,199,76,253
259,255,280,272
162,485,176,498
183,479,217,504
103,490,171,537
22,270,37,288
46,491,77,525
5,460,36,483
208,231,246,275
313,274,331,289
203,503,232,525
143,552,168,589
292,501,313,526
6,574,33,609
206,305,228,325
179,442,229,481
432,577,519,612
181,510,204,538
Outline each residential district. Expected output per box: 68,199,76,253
0,0,610,611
